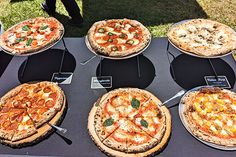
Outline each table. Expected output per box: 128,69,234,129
0,37,235,157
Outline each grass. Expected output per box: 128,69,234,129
0,0,235,37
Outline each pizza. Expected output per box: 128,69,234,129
88,88,171,156
0,17,64,55
181,87,236,146
0,81,64,143
167,19,236,57
87,18,151,57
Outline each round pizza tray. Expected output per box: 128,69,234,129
0,93,67,148
179,86,236,150
167,19,236,59
0,19,65,57
0,21,4,35
85,35,151,60
88,101,171,157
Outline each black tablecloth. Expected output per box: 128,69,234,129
0,37,235,157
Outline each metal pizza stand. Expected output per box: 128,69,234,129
0,21,13,78
81,35,152,78
166,19,236,83
167,19,236,150
0,37,236,157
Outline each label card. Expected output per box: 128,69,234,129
51,72,73,84
91,76,112,89
204,76,231,88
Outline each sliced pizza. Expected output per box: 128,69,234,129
0,81,65,144
103,118,158,153
182,87,236,146
88,88,172,156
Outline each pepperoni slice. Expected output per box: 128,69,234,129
49,92,57,100
0,115,8,124
30,113,38,120
1,107,10,113
45,100,55,108
31,96,39,103
33,86,42,93
16,114,23,123
19,90,29,97
22,97,30,103
8,123,18,130
3,121,11,128
13,100,22,108
37,99,45,106
43,87,51,93
11,113,19,121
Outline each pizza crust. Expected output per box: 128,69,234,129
0,17,64,55
87,19,151,57
182,89,236,147
88,88,172,156
0,81,65,146
168,19,236,57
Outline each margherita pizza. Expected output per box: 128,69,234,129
88,88,171,156
181,87,236,146
0,17,64,55
87,19,151,57
167,19,236,57
0,81,64,143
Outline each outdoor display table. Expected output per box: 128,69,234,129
0,37,235,157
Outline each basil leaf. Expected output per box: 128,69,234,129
103,118,114,127
40,25,48,30
131,98,140,109
22,25,30,31
26,38,33,46
140,119,148,128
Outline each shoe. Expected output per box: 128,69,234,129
41,3,55,16
67,18,84,27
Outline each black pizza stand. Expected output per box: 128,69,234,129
0,21,13,79
0,38,235,157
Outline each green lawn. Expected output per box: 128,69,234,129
0,0,235,37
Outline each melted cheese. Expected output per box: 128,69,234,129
8,34,16,44
18,124,29,131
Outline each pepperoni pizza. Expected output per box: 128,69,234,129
87,19,151,57
0,81,64,142
88,88,171,156
0,17,64,55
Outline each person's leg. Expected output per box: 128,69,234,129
41,0,56,16
45,0,56,13
60,0,83,22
